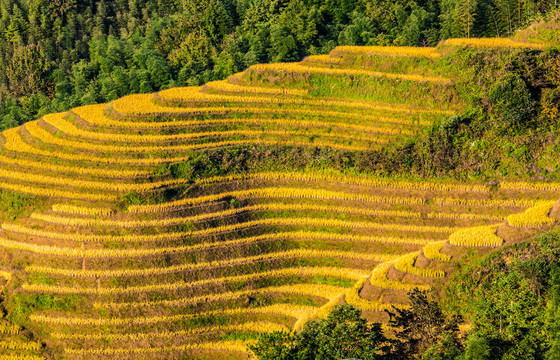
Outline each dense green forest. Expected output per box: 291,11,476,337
251,230,560,360
0,0,557,129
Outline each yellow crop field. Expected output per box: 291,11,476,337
91,281,360,311
159,87,454,115
250,63,451,83
434,197,544,208
1,232,401,259
0,164,183,194
422,241,451,261
20,120,379,159
77,103,431,129
23,267,364,296
51,204,114,216
501,181,560,191
52,321,288,340
196,171,490,192
64,340,252,355
506,201,556,227
304,54,344,63
111,93,230,116
50,109,413,139
25,201,424,228
9,221,434,246
97,283,345,312
31,303,317,326
36,117,385,152
205,79,309,96
48,111,398,144
368,261,430,290
0,181,114,201
3,127,192,165
0,355,45,360
448,224,504,247
128,186,427,213
0,39,556,360
333,46,441,58
0,153,149,178
0,322,19,335
0,341,42,351
25,247,397,279
443,38,544,49
393,251,445,277
427,212,505,221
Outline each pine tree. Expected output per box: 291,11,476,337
454,0,477,38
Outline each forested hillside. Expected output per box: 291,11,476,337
0,0,556,129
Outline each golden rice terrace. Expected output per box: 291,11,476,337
0,40,557,359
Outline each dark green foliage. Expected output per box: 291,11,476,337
6,44,49,97
8,293,79,323
444,230,560,360
375,48,560,180
162,149,252,181
250,330,294,360
488,73,535,130
547,267,560,360
249,304,387,360
0,190,41,221
387,289,463,359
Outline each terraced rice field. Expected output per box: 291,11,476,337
0,43,557,359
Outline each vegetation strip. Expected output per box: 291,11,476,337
64,340,251,355
11,223,435,246
75,103,432,129
195,171,491,193
393,251,445,277
506,201,556,227
3,127,192,165
40,114,390,150
443,38,544,48
0,234,405,258
25,249,396,278
24,271,353,296
249,63,451,83
128,187,426,213
448,224,504,247
206,79,309,96
52,321,288,340
157,87,454,113
51,110,414,141
30,303,317,326
0,181,115,201
368,261,430,291
422,241,451,261
333,45,441,58
89,281,361,309
26,202,425,228
0,153,149,178
51,204,114,216
0,164,187,193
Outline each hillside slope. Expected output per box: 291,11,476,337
0,40,558,359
